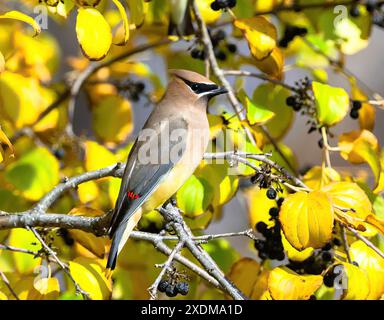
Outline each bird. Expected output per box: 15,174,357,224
106,69,227,274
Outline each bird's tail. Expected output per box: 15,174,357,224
105,210,143,274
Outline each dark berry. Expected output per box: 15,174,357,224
254,239,265,251
227,0,236,8
309,295,317,300
53,148,65,160
269,207,279,218
352,261,359,267
175,282,189,295
352,100,362,110
321,251,332,262
332,238,341,246
286,96,296,106
266,188,277,200
366,1,376,13
256,222,268,234
307,125,317,134
279,38,289,48
293,103,301,112
158,279,169,293
260,179,269,189
214,29,226,41
323,243,332,251
318,138,324,149
136,82,145,92
350,108,359,119
259,251,268,260
210,1,220,11
215,49,227,61
275,251,285,261
227,43,237,53
349,5,360,18
277,198,285,207
296,27,308,36
165,285,178,297
323,273,335,287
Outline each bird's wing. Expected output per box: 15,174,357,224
109,116,188,237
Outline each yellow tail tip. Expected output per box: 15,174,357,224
105,268,113,279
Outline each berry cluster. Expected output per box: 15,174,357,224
287,240,339,275
210,0,236,11
254,199,285,261
157,265,190,298
191,29,237,62
349,100,362,119
279,25,308,48
285,77,312,113
158,279,189,297
250,163,285,191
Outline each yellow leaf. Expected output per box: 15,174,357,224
0,11,41,36
0,51,4,74
84,140,116,172
196,0,221,24
349,240,384,299
234,17,277,60
111,0,129,45
303,166,341,190
69,207,107,258
0,291,8,300
253,47,284,79
0,71,44,128
227,258,261,299
351,82,375,131
69,257,112,300
268,266,323,300
321,182,372,221
92,95,133,146
33,277,60,300
280,191,334,250
281,232,314,262
0,126,14,163
338,130,381,187
337,262,370,300
77,180,100,204
76,8,112,60
126,0,145,26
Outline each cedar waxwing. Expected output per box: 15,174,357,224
106,69,227,273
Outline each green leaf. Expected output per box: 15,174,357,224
126,0,145,26
312,81,349,126
5,147,60,201
202,239,239,273
245,95,275,125
252,83,293,140
8,228,42,274
176,175,214,217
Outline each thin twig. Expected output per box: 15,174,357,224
340,224,351,263
28,227,91,299
0,269,19,300
148,241,185,300
345,225,384,259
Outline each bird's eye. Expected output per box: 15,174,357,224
191,83,199,92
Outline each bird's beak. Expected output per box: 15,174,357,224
209,86,228,97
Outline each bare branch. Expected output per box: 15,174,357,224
160,203,247,300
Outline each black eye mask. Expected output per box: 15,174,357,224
181,79,219,94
